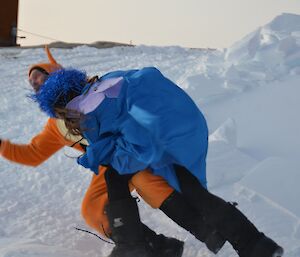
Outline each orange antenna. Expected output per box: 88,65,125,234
45,45,58,64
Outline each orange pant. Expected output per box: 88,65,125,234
81,166,174,236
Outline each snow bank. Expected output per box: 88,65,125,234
224,13,300,90
240,157,300,217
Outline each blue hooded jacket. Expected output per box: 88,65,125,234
73,67,209,191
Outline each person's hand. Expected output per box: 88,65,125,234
77,154,100,175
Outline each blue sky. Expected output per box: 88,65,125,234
18,0,300,48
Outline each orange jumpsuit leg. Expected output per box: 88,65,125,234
81,166,111,236
81,167,174,236
130,170,174,209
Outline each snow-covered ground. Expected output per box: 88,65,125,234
0,13,299,257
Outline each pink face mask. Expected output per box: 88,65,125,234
66,77,124,114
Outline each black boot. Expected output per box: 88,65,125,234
106,197,154,257
160,190,226,253
142,224,184,257
105,167,184,257
246,235,284,257
174,165,284,257
210,202,284,257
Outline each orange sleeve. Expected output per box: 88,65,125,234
0,118,71,167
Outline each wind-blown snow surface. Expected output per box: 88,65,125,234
0,13,299,257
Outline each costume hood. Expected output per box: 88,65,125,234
28,45,63,76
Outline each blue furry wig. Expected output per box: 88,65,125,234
31,68,87,117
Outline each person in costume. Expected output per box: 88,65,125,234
1,47,230,257
33,67,284,257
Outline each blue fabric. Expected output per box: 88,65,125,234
78,67,208,191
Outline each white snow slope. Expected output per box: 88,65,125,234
0,13,299,257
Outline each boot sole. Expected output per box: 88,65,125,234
272,246,284,257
